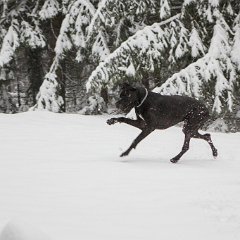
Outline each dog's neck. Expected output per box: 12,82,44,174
136,87,148,108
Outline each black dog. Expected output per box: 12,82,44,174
107,83,218,163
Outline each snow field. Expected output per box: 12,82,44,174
0,112,240,240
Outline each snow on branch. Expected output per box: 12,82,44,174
54,14,72,57
1,0,8,19
20,20,46,49
0,19,19,67
91,31,110,62
154,20,236,114
54,0,95,59
231,14,240,70
88,0,151,34
87,0,157,48
39,0,60,20
189,24,206,58
86,14,181,93
160,0,171,20
209,0,220,8
34,71,64,112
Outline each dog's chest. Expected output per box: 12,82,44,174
135,107,146,121
138,113,145,121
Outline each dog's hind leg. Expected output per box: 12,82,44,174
192,132,218,157
171,106,218,163
170,133,191,163
183,106,218,158
120,127,154,157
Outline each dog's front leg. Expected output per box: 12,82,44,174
107,117,146,130
107,117,125,125
120,127,154,157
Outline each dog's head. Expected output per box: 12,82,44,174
116,83,139,112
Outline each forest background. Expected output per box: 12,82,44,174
0,0,239,132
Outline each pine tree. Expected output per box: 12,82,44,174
155,1,237,115
0,0,47,111
34,0,97,112
232,13,240,71
85,0,239,118
35,0,164,112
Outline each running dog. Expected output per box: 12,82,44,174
107,83,218,163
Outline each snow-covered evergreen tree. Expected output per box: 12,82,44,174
35,71,64,112
154,2,238,115
231,13,240,71
87,0,158,49
86,14,182,92
35,0,96,112
154,18,236,114
35,0,165,112
85,0,239,117
0,0,47,111
0,1,47,66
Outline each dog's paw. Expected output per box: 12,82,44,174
170,158,179,163
107,118,117,125
120,150,129,157
213,148,218,158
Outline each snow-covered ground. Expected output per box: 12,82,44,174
0,112,240,240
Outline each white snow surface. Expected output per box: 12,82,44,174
0,111,240,240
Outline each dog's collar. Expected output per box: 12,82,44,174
136,88,148,108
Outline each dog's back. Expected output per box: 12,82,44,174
136,92,208,129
